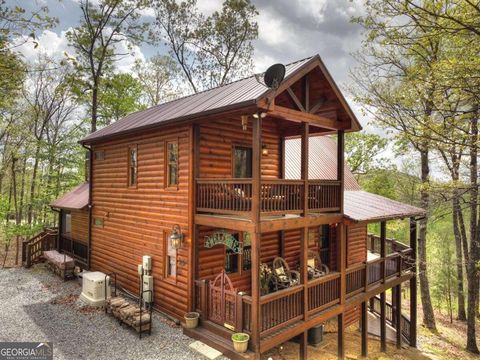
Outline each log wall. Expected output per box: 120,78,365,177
70,209,88,243
90,124,191,319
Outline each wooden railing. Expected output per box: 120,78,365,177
346,264,366,296
368,234,409,255
22,228,58,268
308,180,341,212
259,285,304,336
370,295,411,342
307,272,340,315
196,178,341,216
59,234,88,265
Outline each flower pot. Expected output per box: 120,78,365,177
184,312,200,329
232,333,249,353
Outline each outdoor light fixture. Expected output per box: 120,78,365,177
169,224,183,250
241,115,248,131
262,144,269,156
253,112,267,119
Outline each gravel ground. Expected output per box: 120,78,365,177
0,264,226,360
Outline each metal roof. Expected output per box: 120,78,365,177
81,56,314,144
284,136,361,190
50,183,89,210
344,190,425,222
284,136,425,221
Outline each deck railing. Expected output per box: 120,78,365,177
307,272,341,315
370,295,411,342
367,234,409,255
59,234,88,265
196,178,341,216
22,228,57,268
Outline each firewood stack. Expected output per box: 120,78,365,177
106,296,151,333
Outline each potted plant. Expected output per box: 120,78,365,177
232,333,249,353
184,312,200,329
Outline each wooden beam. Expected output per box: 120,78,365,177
339,223,347,305
338,313,345,359
287,87,306,113
279,230,285,258
259,213,343,232
380,291,387,352
361,301,368,357
300,330,308,360
194,214,254,232
337,130,345,213
268,105,348,130
395,284,402,349
309,96,327,114
409,217,417,347
304,75,310,112
380,221,386,282
251,114,262,354
301,227,309,321
301,122,309,216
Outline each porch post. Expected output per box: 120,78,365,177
251,114,262,353
338,313,345,359
361,300,368,357
380,221,386,352
300,330,308,360
395,284,402,348
300,121,309,323
337,130,345,213
301,121,309,215
409,217,417,347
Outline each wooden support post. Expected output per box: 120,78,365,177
301,122,309,215
361,301,368,357
301,227,309,321
337,130,345,213
251,114,262,353
409,217,417,347
380,291,387,352
395,284,402,349
339,223,347,305
380,221,386,283
338,313,345,359
279,230,285,258
300,330,308,360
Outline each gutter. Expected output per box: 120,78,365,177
81,143,93,270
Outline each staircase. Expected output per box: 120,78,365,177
22,228,58,267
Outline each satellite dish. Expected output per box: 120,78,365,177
255,63,286,90
264,63,285,89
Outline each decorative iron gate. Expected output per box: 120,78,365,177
208,270,237,329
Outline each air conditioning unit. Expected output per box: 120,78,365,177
79,271,111,306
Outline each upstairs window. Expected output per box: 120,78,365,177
233,146,252,178
166,141,179,187
128,145,138,187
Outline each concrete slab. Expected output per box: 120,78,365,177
189,340,223,360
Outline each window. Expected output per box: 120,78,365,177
166,141,178,187
94,150,105,160
165,232,177,279
62,211,71,234
128,146,137,187
224,232,251,274
319,224,330,266
233,146,252,178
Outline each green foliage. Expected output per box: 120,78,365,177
98,73,146,125
345,132,388,179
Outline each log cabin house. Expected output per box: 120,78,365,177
48,55,425,359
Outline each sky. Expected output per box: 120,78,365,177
9,0,368,124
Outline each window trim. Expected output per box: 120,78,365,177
231,144,253,179
164,139,179,190
127,145,138,188
164,230,177,283
94,150,105,161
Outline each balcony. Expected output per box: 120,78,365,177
196,178,341,217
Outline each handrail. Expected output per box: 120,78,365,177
307,271,340,287
260,284,303,304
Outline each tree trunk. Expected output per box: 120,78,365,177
418,148,436,330
91,82,98,133
18,157,27,224
453,191,467,320
466,116,479,353
27,144,41,225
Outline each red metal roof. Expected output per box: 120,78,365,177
284,136,361,190
284,136,425,221
50,183,89,210
344,190,425,222
81,57,314,144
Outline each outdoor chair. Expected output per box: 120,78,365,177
306,250,330,280
272,257,300,290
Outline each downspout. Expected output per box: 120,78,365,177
82,143,93,270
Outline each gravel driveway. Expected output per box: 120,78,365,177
0,265,224,360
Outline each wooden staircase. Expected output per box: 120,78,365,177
22,228,57,267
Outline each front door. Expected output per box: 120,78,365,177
208,270,237,329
